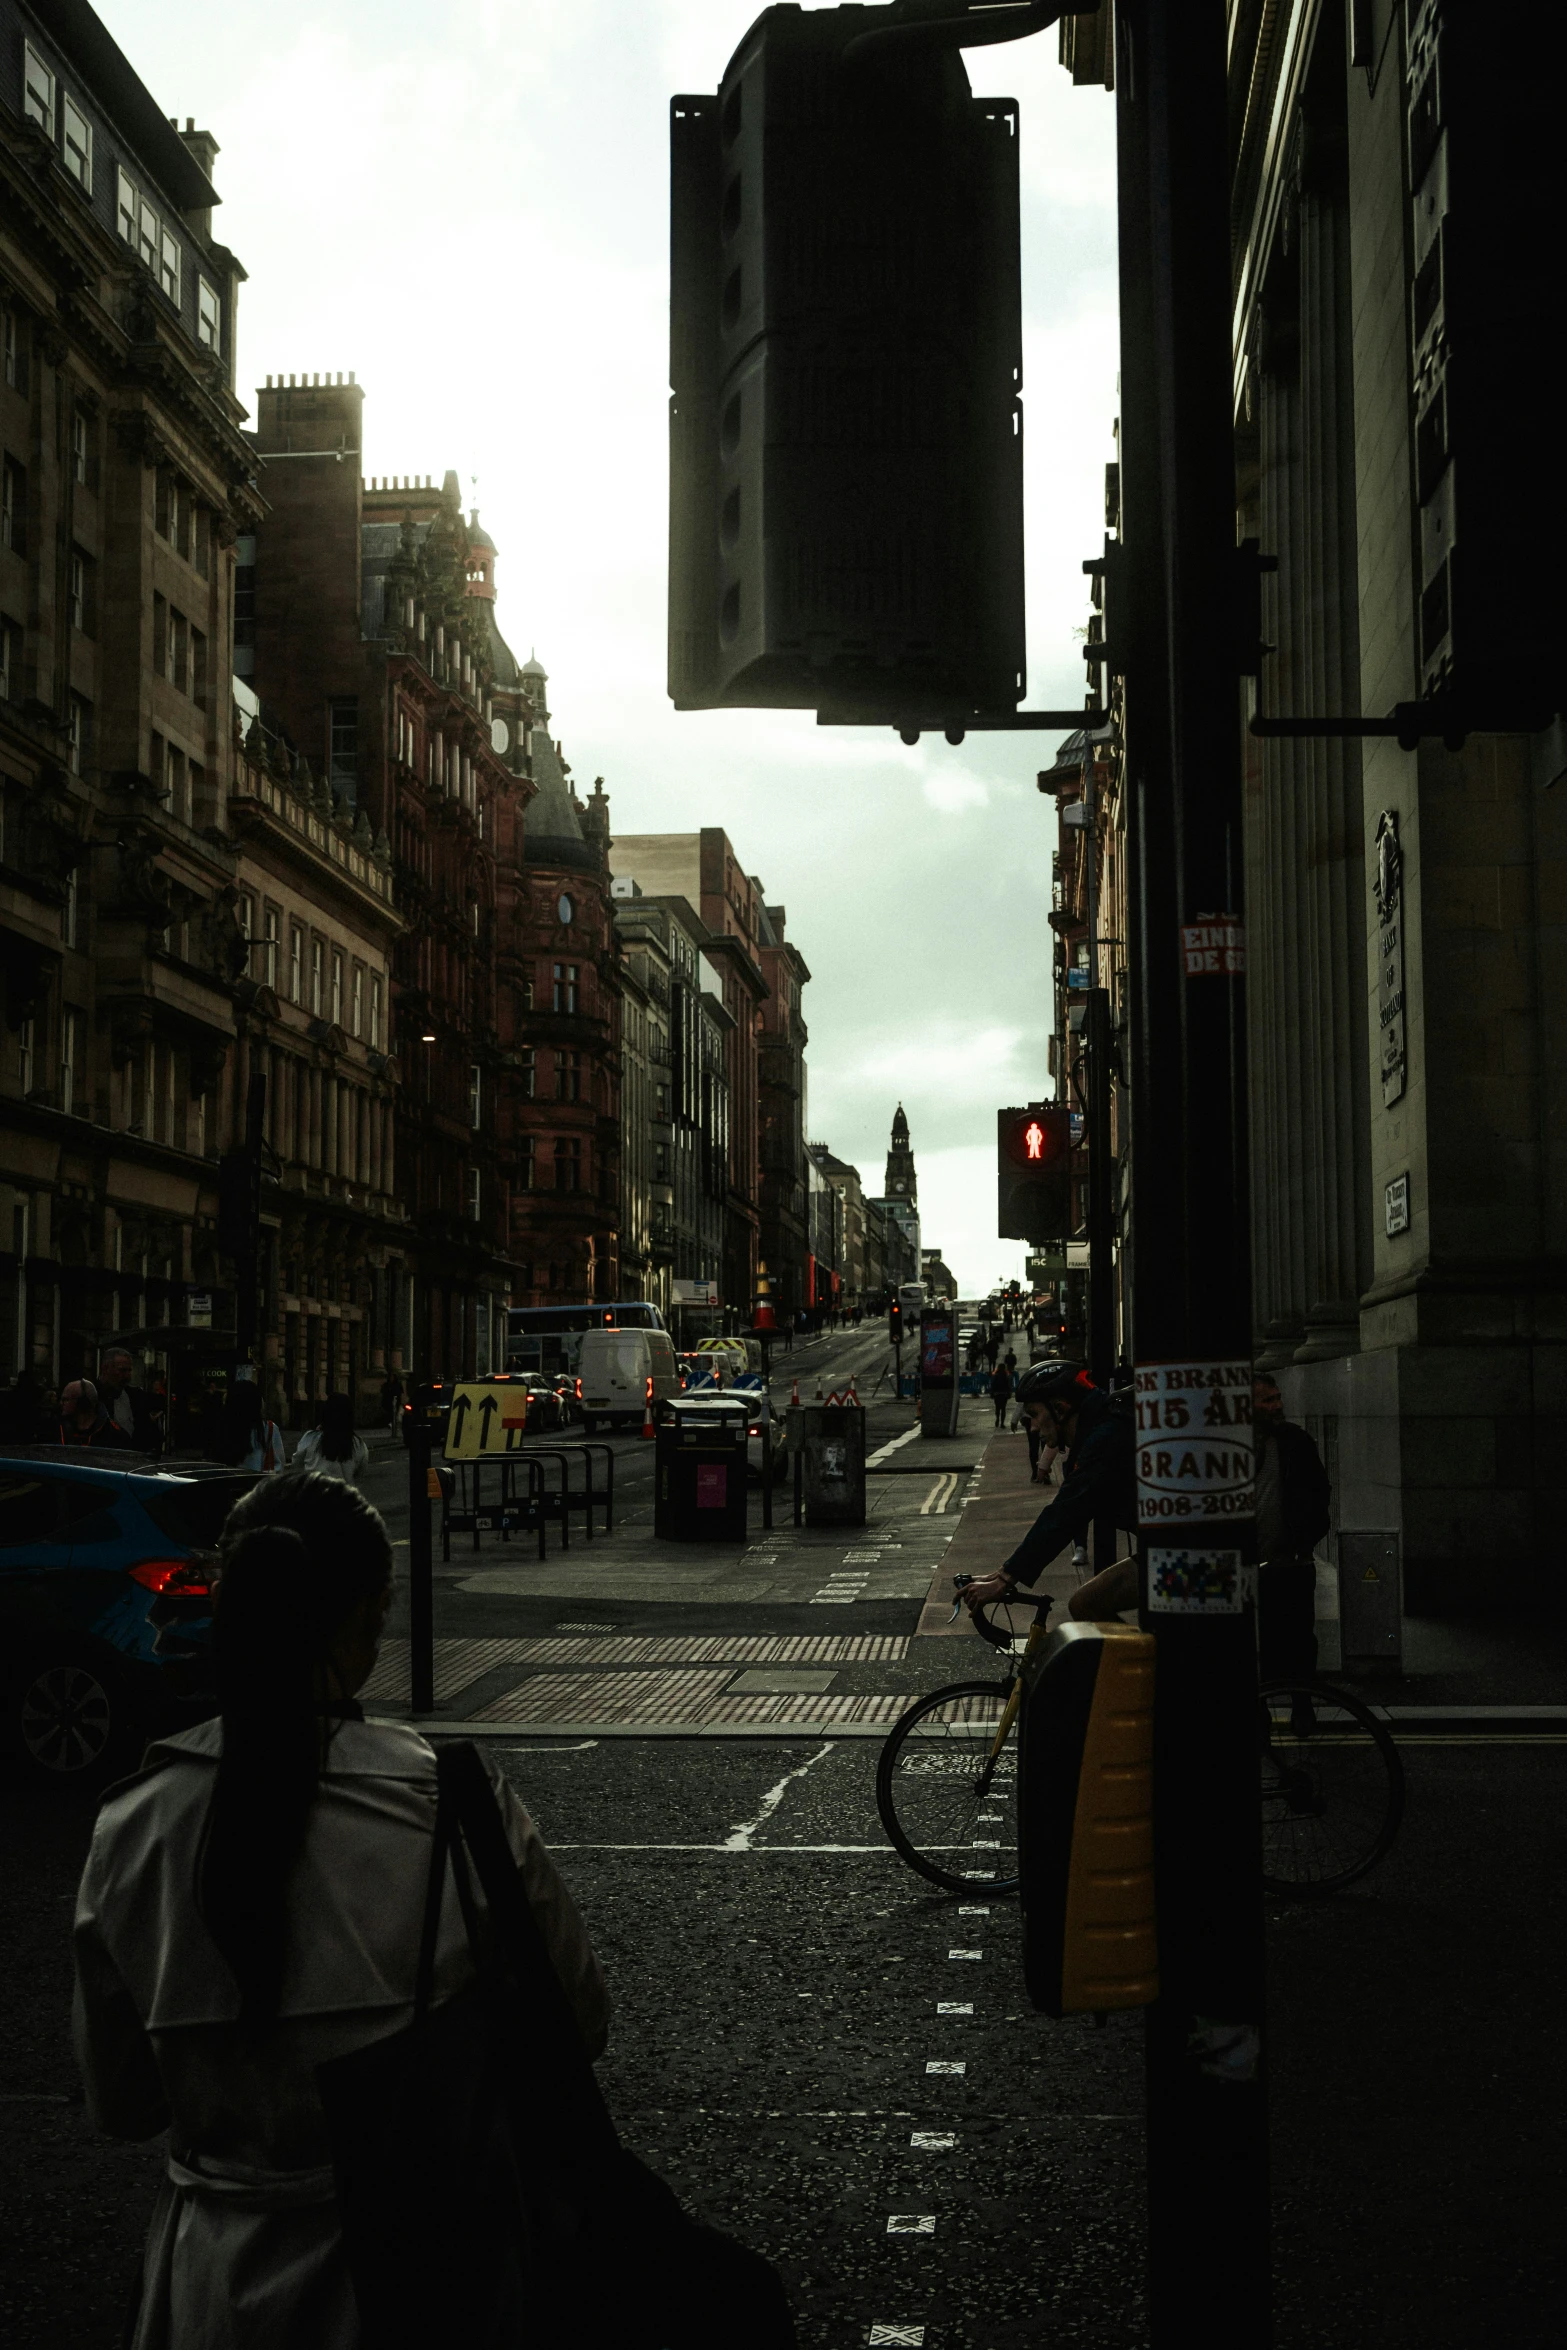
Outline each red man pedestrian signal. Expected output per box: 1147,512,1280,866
997,1104,1072,1244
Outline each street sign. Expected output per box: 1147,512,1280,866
442,1382,533,1460
186,1291,212,1329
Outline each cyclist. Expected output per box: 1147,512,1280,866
961,1359,1139,1623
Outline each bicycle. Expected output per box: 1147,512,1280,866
876,1576,1405,1900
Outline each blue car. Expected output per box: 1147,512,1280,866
0,1452,258,1786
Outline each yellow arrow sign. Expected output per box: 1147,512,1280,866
442,1382,533,1460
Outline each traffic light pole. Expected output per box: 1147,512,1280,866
1116,2,1270,2338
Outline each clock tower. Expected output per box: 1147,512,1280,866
885,1103,917,1205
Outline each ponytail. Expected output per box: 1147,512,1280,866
197,1472,392,2031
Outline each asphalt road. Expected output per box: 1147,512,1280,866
4,1319,1563,2346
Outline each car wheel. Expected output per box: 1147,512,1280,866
10,1656,144,1788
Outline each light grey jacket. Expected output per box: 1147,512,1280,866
73,1717,609,2349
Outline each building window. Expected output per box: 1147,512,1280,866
197,275,220,351
263,905,280,991
61,1009,82,1115
18,1016,34,1096
67,694,90,775
331,948,343,1028
552,961,579,1014
289,925,303,1005
554,1049,582,1103
159,227,181,307
0,616,16,703
63,96,91,191
328,698,358,799
116,166,136,246
310,938,323,1017
351,964,363,1038
517,1139,534,1190
553,1137,582,1192
468,1167,482,1223
370,974,382,1050
138,197,159,276
469,1064,482,1130
69,549,93,633
71,410,88,484
63,864,78,947
2,457,25,555
23,44,55,137
520,1049,535,1099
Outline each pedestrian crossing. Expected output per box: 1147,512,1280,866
361,1631,911,1713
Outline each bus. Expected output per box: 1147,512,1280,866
506,1301,668,1377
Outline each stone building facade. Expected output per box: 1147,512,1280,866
245,381,546,1376
756,896,809,1316
1058,5,1566,1610
1,8,268,1422
610,828,774,1321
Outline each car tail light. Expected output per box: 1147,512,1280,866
129,1557,212,1598
575,1378,583,1399
748,1424,761,1437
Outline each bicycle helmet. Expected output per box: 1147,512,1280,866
1012,1358,1097,1412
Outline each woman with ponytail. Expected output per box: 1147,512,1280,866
71,1472,608,2349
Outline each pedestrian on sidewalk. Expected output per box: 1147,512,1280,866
989,1359,1014,1429
380,1371,404,1431
1253,1373,1332,1678
213,1379,287,1473
50,1378,131,1448
97,1348,161,1454
292,1393,370,1485
70,1470,614,2350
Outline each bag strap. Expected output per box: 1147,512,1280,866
412,1765,456,2025
436,1741,622,2161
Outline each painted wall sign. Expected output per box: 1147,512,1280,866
1180,914,1246,976
1135,1360,1254,1524
1375,810,1406,1106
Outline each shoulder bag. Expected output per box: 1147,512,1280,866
318,1740,795,2349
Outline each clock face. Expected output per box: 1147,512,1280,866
557,893,574,925
490,718,509,754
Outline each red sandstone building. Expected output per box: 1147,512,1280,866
244,374,620,1366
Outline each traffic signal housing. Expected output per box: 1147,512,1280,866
888,1298,904,1344
669,3,1024,725
997,1103,1072,1244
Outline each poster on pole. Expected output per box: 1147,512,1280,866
1134,1360,1253,1527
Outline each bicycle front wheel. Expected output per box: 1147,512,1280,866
876,1681,1020,1895
1259,1678,1405,1896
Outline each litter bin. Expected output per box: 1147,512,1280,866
787,1401,866,1526
654,1395,750,1542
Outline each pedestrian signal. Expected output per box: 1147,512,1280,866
997,1103,1072,1244
669,3,1024,725
888,1299,904,1343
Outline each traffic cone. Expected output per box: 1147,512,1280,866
790,1377,800,1406
640,1379,656,1440
814,1374,825,1401
847,1378,858,1404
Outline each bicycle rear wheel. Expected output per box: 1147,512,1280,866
876,1681,1020,1894
1259,1678,1404,1896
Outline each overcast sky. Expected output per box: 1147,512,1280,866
115,0,1119,1295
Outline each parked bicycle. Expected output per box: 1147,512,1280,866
876,1575,1404,1900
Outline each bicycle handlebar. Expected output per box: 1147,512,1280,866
951,1572,1052,1649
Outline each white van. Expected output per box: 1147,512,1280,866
578,1327,679,1431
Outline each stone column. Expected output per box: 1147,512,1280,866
1247,127,1372,1369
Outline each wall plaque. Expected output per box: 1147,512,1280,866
1375,811,1406,1106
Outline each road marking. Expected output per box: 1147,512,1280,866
720,1741,837,1851
910,2132,955,2150
936,2003,973,2016
958,1905,992,1916
887,2215,936,2235
868,2326,926,2345
948,1948,984,1960
925,2060,966,2075
866,1426,922,1466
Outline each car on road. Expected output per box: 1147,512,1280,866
670,1387,787,1481
399,1380,452,1447
515,1374,564,1432
0,1452,258,1786
677,1351,719,1391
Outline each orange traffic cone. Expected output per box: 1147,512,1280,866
640,1379,656,1440
790,1377,800,1407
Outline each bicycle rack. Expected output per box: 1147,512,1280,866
442,1458,547,1562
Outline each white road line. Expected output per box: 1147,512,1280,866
719,1741,837,1851
869,2326,926,2346
910,2132,955,2150
866,1426,922,1466
958,1906,992,1916
887,2215,936,2235
936,2003,973,2016
925,2060,965,2075
948,1948,984,1960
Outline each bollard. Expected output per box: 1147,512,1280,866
408,1414,434,1714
